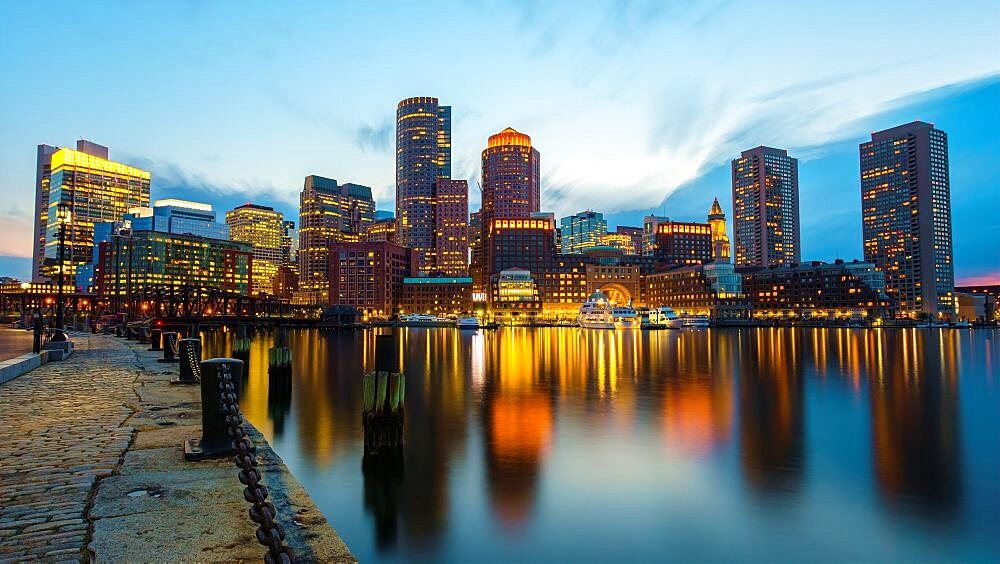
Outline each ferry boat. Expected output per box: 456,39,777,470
680,314,711,328
456,316,480,329
578,292,616,329
611,302,640,328
642,307,683,329
398,314,455,327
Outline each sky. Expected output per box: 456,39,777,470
1,0,998,283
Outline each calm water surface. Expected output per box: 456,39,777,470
203,327,1000,562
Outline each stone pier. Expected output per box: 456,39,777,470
0,332,354,562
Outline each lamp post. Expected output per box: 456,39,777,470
55,202,72,333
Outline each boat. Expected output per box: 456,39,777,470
456,316,480,329
611,302,640,328
643,307,683,329
398,314,455,327
680,314,711,328
953,320,971,328
578,291,616,329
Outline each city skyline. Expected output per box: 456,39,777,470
1,1,998,284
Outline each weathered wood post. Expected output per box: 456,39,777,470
362,333,405,460
232,324,251,365
268,326,292,389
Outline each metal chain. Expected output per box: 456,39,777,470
217,362,296,564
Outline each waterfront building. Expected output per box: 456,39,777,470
642,215,669,257
559,211,607,254
97,229,252,297
31,144,60,282
327,241,417,316
480,128,541,227
739,259,891,320
954,284,999,323
434,179,469,276
400,276,474,316
298,175,375,296
708,197,731,262
396,97,451,274
644,262,750,320
584,251,643,306
126,199,229,240
861,121,955,319
40,143,151,280
602,226,643,256
955,292,988,323
469,210,485,293
272,265,299,299
731,146,801,267
364,217,398,244
652,221,713,266
491,268,542,321
226,204,285,296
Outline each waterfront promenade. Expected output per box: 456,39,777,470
0,332,354,561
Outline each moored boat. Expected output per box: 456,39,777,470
680,314,711,328
578,292,616,329
398,314,455,327
644,307,683,329
456,316,480,329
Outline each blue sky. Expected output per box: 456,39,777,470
1,1,998,283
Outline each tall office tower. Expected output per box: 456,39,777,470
860,121,955,318
226,204,285,296
480,127,541,228
468,210,485,293
127,199,229,239
434,179,469,276
559,211,607,254
298,175,375,293
395,97,451,273
731,146,801,267
281,220,298,265
42,143,150,280
708,197,731,262
31,144,60,282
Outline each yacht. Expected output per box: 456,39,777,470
456,316,480,329
680,314,711,328
578,292,616,329
611,302,640,328
643,307,683,329
398,314,454,327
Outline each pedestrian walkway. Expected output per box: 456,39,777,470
0,334,136,561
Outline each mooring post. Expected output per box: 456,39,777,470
363,333,405,460
268,326,293,389
184,358,244,461
159,331,179,363
148,328,162,351
232,324,250,365
174,338,202,384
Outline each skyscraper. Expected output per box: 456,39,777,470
708,197,731,262
31,144,59,282
434,179,469,276
731,146,801,267
226,204,285,296
559,211,607,254
298,175,375,295
480,127,541,227
860,121,954,318
42,144,151,280
395,97,451,273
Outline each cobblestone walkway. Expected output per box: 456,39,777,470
0,335,138,562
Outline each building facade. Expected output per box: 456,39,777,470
739,259,891,320
226,203,285,296
400,276,474,316
127,199,229,240
644,263,750,320
395,97,451,274
708,197,731,262
602,226,643,256
559,211,607,254
97,230,252,297
31,143,60,282
861,121,955,319
298,175,375,295
434,179,469,276
364,217,398,244
731,146,801,267
42,145,151,280
327,241,417,316
652,221,713,266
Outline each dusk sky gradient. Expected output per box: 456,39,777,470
1,0,998,282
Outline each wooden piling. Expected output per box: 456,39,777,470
267,326,292,388
362,333,405,458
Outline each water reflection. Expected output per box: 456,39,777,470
199,327,997,561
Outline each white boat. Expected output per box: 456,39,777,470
644,307,683,329
456,316,480,329
398,314,455,327
578,292,616,329
680,314,711,328
611,303,640,329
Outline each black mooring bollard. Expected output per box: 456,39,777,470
173,338,202,385
184,358,244,461
158,332,179,363
148,328,162,351
115,324,122,337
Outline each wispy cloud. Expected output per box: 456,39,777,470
355,119,393,153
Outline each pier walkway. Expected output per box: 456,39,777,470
0,332,353,562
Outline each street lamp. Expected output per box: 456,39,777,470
55,202,72,335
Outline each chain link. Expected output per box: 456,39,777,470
217,362,296,563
